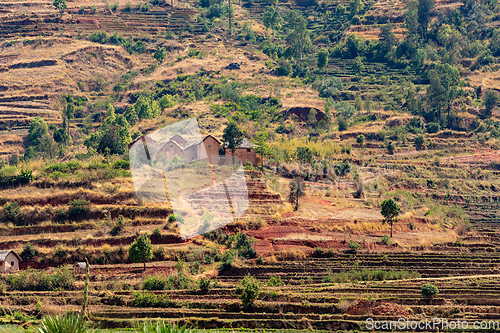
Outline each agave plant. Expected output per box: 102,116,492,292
138,321,190,333
38,313,89,333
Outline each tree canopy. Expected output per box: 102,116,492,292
128,233,153,270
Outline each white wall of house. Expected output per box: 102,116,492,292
0,253,19,272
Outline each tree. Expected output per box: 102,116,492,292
154,47,167,63
285,11,311,61
352,56,364,75
346,34,360,58
228,0,233,34
28,117,49,146
349,0,364,17
129,233,153,270
236,275,260,308
417,0,435,39
482,89,499,119
421,283,439,304
317,48,329,69
65,103,75,120
253,131,270,168
223,121,244,164
263,6,282,33
386,141,395,154
381,198,400,238
491,29,500,56
85,104,132,155
356,134,365,145
53,0,67,12
378,24,395,60
414,135,425,150
425,64,460,126
53,117,69,145
289,177,305,211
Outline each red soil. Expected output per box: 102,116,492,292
347,300,411,317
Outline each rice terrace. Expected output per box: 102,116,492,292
0,0,499,331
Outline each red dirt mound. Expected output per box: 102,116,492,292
347,300,410,317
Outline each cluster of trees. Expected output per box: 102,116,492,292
84,104,132,155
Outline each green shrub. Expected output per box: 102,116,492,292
110,215,125,236
20,242,39,261
7,267,74,291
356,134,365,145
232,232,257,259
3,201,21,221
267,276,284,287
198,277,211,294
152,228,162,237
113,159,130,170
143,276,167,291
90,31,108,44
68,199,91,220
414,135,426,150
219,249,236,271
421,283,439,303
132,290,169,307
380,234,391,245
426,122,440,133
236,275,260,307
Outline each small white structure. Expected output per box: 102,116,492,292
0,250,21,273
74,262,90,274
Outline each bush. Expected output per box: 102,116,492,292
132,290,169,307
198,277,211,294
380,234,391,245
20,242,39,261
267,276,284,287
312,77,342,98
113,159,130,169
0,169,33,189
219,249,236,271
386,141,395,154
90,31,108,44
7,267,74,291
152,228,162,237
356,134,365,145
3,201,21,221
110,215,125,236
347,240,361,253
232,232,257,259
143,276,167,291
338,117,347,131
421,283,439,303
68,199,91,220
426,122,440,133
414,135,425,150
236,275,260,307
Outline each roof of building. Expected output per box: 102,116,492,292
184,135,221,149
224,138,256,149
0,250,21,262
